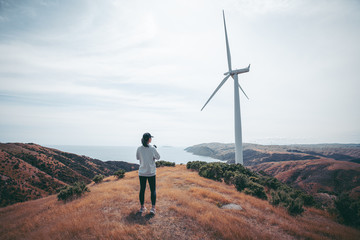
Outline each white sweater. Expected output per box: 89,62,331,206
136,145,160,176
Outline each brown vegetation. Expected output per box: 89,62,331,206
186,143,360,204
250,158,360,197
1,165,359,240
0,143,138,207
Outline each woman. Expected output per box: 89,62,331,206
136,132,160,214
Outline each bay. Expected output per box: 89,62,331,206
47,145,221,165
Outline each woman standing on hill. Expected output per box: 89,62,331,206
136,132,160,215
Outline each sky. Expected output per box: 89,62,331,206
0,0,359,147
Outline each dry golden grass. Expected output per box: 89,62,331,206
1,165,359,240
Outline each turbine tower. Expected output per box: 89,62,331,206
201,10,250,165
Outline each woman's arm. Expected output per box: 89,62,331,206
136,147,140,160
152,147,160,160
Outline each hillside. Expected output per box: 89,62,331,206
1,165,359,240
0,143,138,207
186,143,360,204
250,158,360,198
185,143,360,165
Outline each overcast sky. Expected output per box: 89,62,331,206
0,0,359,147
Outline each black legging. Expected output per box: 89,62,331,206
139,175,156,206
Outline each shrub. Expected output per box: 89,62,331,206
287,198,304,215
271,190,304,215
187,161,313,216
56,185,67,193
226,163,256,177
93,174,104,184
263,177,281,190
114,169,125,179
289,189,302,199
156,160,175,167
248,176,259,184
244,181,267,200
271,190,289,206
186,161,207,171
199,163,224,182
277,184,292,194
335,193,360,227
57,182,89,202
299,193,316,207
224,170,236,184
233,173,248,191
258,170,270,176
270,190,280,206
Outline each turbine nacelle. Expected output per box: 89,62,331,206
224,64,250,76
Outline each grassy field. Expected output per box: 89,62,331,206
1,165,359,240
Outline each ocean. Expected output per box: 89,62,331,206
47,145,221,165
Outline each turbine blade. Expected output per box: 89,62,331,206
223,10,232,72
238,83,249,100
201,74,231,111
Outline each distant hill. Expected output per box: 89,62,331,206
1,166,359,239
186,143,360,205
0,143,139,207
185,143,360,165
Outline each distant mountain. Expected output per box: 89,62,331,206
185,142,360,165
0,143,139,207
186,143,360,205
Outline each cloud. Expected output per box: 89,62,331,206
0,0,359,145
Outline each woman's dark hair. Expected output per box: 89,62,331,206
141,132,152,147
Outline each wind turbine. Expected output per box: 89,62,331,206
201,10,250,165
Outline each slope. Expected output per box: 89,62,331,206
186,143,360,201
250,158,360,197
1,165,359,240
0,143,138,207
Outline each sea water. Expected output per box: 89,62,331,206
47,145,221,165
